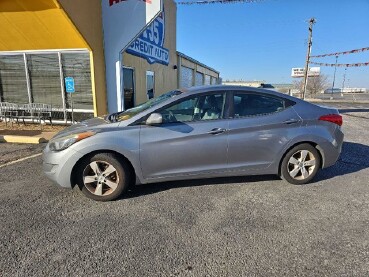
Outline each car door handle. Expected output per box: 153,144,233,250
283,119,299,124
207,128,227,135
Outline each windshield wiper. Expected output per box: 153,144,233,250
107,112,119,122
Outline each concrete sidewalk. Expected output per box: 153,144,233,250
0,121,63,144
0,129,57,144
0,130,57,144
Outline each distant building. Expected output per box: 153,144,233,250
324,88,367,94
222,80,295,94
222,80,265,87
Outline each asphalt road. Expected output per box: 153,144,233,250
1,105,368,276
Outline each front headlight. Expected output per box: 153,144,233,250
49,131,96,152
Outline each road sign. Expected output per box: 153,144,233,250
65,77,75,93
291,67,320,78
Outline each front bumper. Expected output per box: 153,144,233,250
43,144,84,188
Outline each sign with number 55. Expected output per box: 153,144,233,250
126,12,169,65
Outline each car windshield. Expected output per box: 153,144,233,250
115,90,183,122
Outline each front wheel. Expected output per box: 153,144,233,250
77,153,131,201
280,144,321,185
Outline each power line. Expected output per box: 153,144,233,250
311,47,369,58
309,61,369,67
177,0,262,5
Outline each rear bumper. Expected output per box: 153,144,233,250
319,127,344,168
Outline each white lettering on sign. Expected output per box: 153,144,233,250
129,38,169,64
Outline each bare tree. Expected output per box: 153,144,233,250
293,74,330,97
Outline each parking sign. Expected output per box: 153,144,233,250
65,77,75,93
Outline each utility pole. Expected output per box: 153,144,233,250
302,18,316,100
331,55,338,96
341,68,347,94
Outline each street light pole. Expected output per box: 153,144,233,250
331,55,338,96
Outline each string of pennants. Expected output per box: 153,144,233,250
309,61,369,67
177,0,260,5
310,47,369,58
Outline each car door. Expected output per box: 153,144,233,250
139,92,229,180
227,91,301,172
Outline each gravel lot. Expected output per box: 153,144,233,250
0,104,368,276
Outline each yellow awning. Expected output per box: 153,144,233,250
0,0,90,51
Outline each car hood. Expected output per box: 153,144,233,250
52,117,110,140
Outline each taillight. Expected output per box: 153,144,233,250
319,114,343,126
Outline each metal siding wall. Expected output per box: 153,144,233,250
0,55,28,103
62,53,93,110
0,51,94,117
180,66,193,88
204,75,211,85
27,53,63,108
195,71,204,86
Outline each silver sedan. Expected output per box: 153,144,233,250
43,85,344,201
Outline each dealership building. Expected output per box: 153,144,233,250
0,0,219,121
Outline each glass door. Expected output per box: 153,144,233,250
123,67,135,110
146,71,154,100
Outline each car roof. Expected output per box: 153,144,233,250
180,85,301,102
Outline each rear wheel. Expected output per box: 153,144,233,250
281,144,321,185
77,153,131,201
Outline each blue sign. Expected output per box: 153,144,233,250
126,12,169,66
65,77,75,93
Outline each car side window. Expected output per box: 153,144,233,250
234,93,287,118
158,93,225,123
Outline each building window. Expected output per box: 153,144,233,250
146,71,155,100
0,54,28,103
211,76,218,85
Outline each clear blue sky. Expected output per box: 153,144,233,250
176,0,369,88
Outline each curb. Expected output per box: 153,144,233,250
0,135,48,144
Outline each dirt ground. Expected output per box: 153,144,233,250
0,120,66,136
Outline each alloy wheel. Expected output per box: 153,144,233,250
287,150,317,180
82,160,120,196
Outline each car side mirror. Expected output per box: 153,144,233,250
146,113,163,125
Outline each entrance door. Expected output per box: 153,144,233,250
122,67,135,110
146,71,155,100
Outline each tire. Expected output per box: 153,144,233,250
76,153,131,201
280,143,321,185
